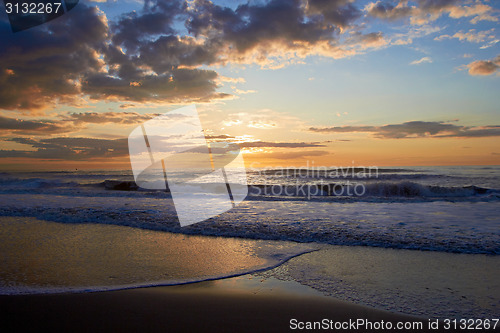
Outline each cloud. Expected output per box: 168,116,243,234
178,0,386,67
309,121,500,138
231,87,257,95
410,57,432,65
239,141,326,148
256,150,330,160
0,111,171,136
217,76,246,84
81,68,229,103
366,0,498,25
389,24,442,47
0,115,80,135
219,110,305,130
119,104,136,109
434,29,496,43
480,39,500,49
467,55,500,76
0,0,379,113
365,1,414,21
184,0,356,62
0,5,108,112
66,112,160,124
109,0,352,73
305,0,361,27
0,136,329,161
310,125,376,133
448,3,498,24
1,137,129,160
98,0,391,74
0,2,230,112
1,0,497,114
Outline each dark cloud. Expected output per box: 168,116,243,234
376,121,461,138
110,1,182,54
79,0,381,106
0,115,79,134
205,134,235,140
450,126,500,138
262,150,330,160
119,104,136,109
81,68,227,103
0,2,229,112
111,0,376,71
203,135,329,147
4,0,490,114
0,111,170,136
88,0,372,107
0,5,108,112
365,1,414,21
310,121,500,138
239,141,326,148
0,136,329,161
137,35,220,72
418,0,458,11
186,0,336,53
0,134,332,161
310,125,375,133
66,112,159,124
2,137,128,160
306,0,361,27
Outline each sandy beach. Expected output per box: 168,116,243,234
0,216,498,332
0,278,429,333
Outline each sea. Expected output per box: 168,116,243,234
0,165,499,318
0,165,498,254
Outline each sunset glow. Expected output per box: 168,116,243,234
1,0,499,170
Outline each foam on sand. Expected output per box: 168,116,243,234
258,245,500,318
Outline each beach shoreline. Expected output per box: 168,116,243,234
0,216,498,332
0,276,432,333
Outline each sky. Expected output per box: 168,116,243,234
0,0,499,170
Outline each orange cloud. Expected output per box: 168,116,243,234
467,56,500,76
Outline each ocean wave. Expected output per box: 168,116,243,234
247,181,498,199
0,177,82,189
250,167,418,175
1,177,498,203
1,196,498,255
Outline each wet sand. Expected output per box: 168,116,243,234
0,217,498,332
0,277,430,333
